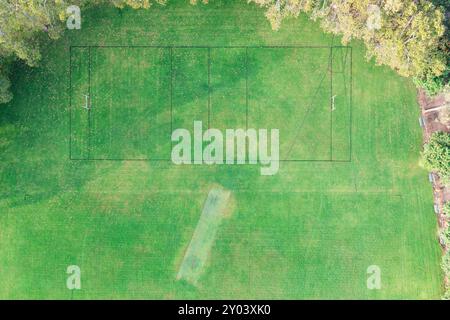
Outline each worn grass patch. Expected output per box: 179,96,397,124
176,187,232,286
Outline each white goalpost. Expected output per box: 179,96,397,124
82,94,90,110
331,95,337,111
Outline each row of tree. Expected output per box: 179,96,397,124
0,0,448,104
250,0,449,95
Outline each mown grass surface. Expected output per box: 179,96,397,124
0,0,443,299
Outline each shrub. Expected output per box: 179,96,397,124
444,202,450,215
250,0,449,95
414,69,449,96
422,132,450,185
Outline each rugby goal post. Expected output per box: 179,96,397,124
331,95,337,111
82,94,91,110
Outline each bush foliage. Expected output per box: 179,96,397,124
422,131,450,185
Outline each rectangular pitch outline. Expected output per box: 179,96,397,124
69,45,352,162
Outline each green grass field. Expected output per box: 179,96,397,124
70,45,349,161
0,0,443,299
